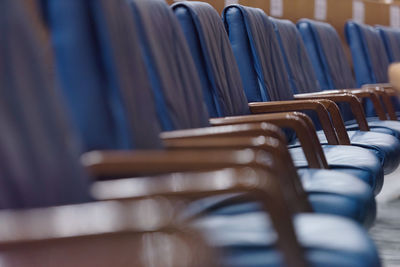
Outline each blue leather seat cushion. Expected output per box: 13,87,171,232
289,145,384,195
193,212,380,267
293,129,400,175
184,169,376,226
346,119,400,140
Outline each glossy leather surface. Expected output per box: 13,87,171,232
377,26,400,62
293,129,400,174
272,17,400,174
298,19,400,117
0,0,92,209
185,168,376,226
289,145,384,195
222,5,385,189
194,212,381,267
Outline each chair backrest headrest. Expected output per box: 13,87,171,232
172,2,250,117
0,0,90,209
377,25,400,63
46,0,163,151
128,0,210,129
297,19,356,90
345,21,390,86
223,5,294,103
270,18,321,94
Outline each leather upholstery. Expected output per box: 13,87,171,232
289,145,383,195
221,5,384,191
298,19,400,128
0,0,91,209
297,19,356,90
195,212,381,267
171,2,381,223
47,0,163,151
345,21,392,116
377,25,400,62
271,17,400,174
186,168,376,226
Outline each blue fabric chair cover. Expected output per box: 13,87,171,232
0,0,91,209
377,25,400,63
271,17,400,174
221,5,383,194
46,0,163,151
345,21,399,116
345,21,389,87
298,19,400,135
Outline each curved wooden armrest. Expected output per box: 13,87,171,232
362,85,398,120
0,161,307,267
82,149,274,179
161,123,287,144
209,112,329,169
248,100,339,145
295,93,370,131
297,89,388,120
348,89,387,120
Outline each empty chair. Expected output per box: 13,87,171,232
297,19,400,139
210,4,384,194
346,21,400,118
170,1,380,224
269,17,400,174
377,25,400,63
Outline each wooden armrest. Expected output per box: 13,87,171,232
7,155,307,267
161,123,287,144
295,93,370,132
363,85,398,120
248,100,339,145
209,112,329,169
297,89,388,120
82,149,274,179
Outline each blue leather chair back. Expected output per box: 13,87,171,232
377,25,400,63
172,2,250,117
0,0,90,209
128,0,210,129
270,18,321,94
274,18,354,123
345,21,394,116
345,21,390,87
46,0,164,151
297,19,357,90
223,5,294,103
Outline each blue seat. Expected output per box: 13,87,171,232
218,5,384,194
376,25,400,63
45,0,381,265
269,17,400,174
0,0,91,209
195,212,380,267
298,19,400,134
171,1,376,223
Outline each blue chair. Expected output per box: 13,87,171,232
297,19,400,141
170,1,379,224
170,2,379,266
269,17,400,175
213,4,383,195
377,25,400,63
0,0,91,209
